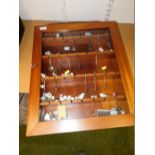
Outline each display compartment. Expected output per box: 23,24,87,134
40,72,129,121
26,22,134,136
41,52,118,76
42,29,113,54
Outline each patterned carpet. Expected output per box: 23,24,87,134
19,93,28,125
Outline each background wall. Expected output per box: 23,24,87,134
19,0,134,23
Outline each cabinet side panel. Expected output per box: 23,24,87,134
26,27,42,136
110,22,134,114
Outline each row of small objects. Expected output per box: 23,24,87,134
42,106,125,122
97,107,125,116
40,65,108,102
43,107,125,121
41,109,58,121
42,63,107,77
40,71,75,94
44,48,108,56
48,67,74,77
40,92,108,102
47,66,106,77
44,31,113,54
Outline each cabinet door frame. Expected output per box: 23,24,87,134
26,21,134,136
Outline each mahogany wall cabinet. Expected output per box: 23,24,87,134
26,21,134,136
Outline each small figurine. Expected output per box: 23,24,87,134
78,92,85,100
101,66,107,72
62,70,74,77
45,51,51,56
64,46,70,51
98,47,104,52
40,95,46,102
56,33,60,38
40,84,45,89
44,113,51,121
40,92,55,101
48,64,57,76
99,93,108,98
49,66,54,72
64,70,70,76
41,73,46,79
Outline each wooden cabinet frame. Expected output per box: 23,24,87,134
26,21,134,136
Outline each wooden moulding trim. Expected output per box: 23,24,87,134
26,27,42,136
109,23,134,114
38,21,117,33
27,114,134,136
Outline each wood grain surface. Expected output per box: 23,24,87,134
25,21,134,136
19,21,134,93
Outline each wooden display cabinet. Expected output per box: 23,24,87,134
26,21,134,136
